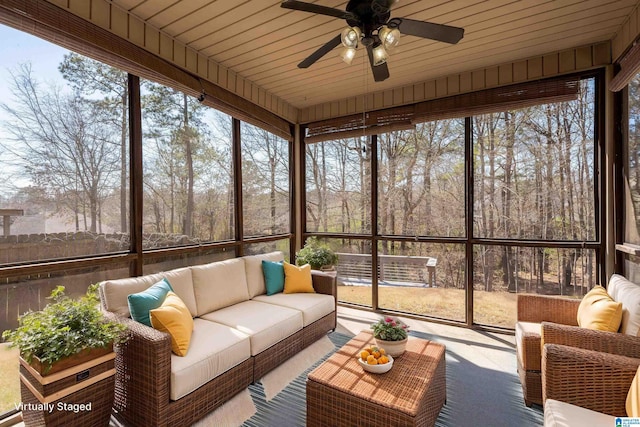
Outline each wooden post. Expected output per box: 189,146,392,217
0,209,24,236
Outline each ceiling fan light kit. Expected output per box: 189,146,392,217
379,25,400,50
281,0,464,82
372,43,389,66
341,26,361,48
340,46,357,65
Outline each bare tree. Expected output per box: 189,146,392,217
0,63,120,232
59,53,129,232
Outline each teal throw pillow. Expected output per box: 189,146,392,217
262,260,285,295
128,278,174,327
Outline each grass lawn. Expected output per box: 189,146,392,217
338,285,518,327
0,343,19,414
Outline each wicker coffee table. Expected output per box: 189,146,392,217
307,331,446,427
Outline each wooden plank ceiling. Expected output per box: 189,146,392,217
111,0,637,110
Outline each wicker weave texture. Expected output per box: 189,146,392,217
307,331,446,427
519,331,542,371
109,305,337,425
516,358,542,406
20,358,114,396
517,294,580,325
21,375,114,427
542,322,640,358
165,358,253,426
542,343,640,416
515,294,582,407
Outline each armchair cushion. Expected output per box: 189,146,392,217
544,399,614,427
608,274,640,336
576,286,622,332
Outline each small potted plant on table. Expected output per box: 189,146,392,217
371,316,410,357
2,284,127,426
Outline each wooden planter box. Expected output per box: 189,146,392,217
19,346,115,427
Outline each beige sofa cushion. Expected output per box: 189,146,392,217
101,273,163,317
252,293,334,326
608,274,640,335
544,399,613,427
201,300,303,356
191,258,250,316
161,267,198,317
170,319,251,400
100,268,197,318
243,251,285,298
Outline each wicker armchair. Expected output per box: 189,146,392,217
515,294,581,406
542,342,640,422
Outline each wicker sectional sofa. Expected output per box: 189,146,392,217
98,251,337,427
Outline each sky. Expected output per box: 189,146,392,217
0,24,70,194
0,24,68,105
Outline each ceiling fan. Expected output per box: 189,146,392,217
281,0,464,82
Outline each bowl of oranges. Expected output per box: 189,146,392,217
357,346,394,374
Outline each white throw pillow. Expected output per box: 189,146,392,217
608,274,640,336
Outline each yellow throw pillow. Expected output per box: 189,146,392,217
283,262,315,294
577,285,622,332
150,291,194,357
627,366,640,416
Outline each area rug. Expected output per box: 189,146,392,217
243,332,351,427
192,388,255,427
259,335,336,401
241,330,544,427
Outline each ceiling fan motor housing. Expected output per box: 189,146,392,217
346,0,391,41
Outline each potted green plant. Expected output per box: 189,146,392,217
2,284,127,426
371,316,410,357
295,237,339,270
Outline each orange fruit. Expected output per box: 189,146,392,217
367,357,378,365
379,348,386,355
366,355,376,363
378,356,389,364
360,350,370,360
372,350,381,358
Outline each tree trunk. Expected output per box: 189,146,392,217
120,90,128,233
183,93,194,236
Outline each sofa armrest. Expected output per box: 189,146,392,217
517,294,580,325
542,322,640,359
311,270,337,297
103,312,172,423
542,343,639,416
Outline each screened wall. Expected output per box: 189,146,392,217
303,73,604,329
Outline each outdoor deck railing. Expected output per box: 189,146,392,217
335,253,437,287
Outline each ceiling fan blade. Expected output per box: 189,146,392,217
366,45,390,82
396,18,464,44
298,34,342,68
281,0,352,19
